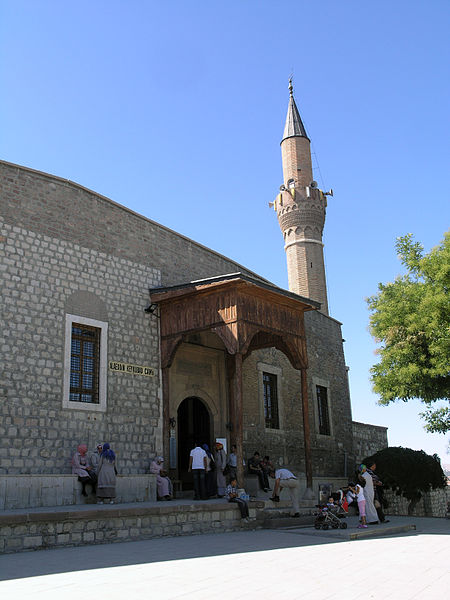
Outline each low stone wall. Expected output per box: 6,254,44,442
0,474,157,510
385,487,449,518
352,421,388,462
0,501,263,554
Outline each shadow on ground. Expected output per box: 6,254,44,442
0,516,447,582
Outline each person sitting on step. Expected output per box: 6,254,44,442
150,456,173,500
72,444,97,497
248,451,270,492
226,476,250,522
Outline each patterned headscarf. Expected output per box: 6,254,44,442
101,442,116,462
359,463,366,473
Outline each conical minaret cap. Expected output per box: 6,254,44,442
281,79,309,143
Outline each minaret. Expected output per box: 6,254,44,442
271,80,330,315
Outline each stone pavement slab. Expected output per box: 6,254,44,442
284,514,420,540
0,516,448,599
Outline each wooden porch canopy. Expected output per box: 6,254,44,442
149,272,320,491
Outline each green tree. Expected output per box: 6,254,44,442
367,232,450,432
364,447,447,515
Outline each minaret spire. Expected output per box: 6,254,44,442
271,81,330,315
282,79,309,143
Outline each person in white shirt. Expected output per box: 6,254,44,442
188,442,208,500
270,467,300,517
348,480,367,528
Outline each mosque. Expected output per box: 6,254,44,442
0,82,387,500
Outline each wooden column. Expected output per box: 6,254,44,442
233,352,244,487
162,366,170,466
301,367,313,495
225,354,235,443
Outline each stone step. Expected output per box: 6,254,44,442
261,515,315,529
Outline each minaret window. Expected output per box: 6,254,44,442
316,385,331,436
263,372,279,429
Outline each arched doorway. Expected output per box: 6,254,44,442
177,396,211,489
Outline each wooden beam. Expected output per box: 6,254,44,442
162,367,170,467
233,352,244,487
301,367,313,493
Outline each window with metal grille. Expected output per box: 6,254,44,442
263,372,279,429
69,323,100,404
316,385,331,435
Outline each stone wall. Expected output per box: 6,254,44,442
0,160,262,477
0,218,161,475
243,347,305,471
0,160,259,287
352,421,388,463
305,311,355,477
0,160,380,487
241,309,356,480
384,487,449,518
0,501,260,554
0,475,156,510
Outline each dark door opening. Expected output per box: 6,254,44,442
177,396,211,489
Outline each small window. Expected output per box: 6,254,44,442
63,314,108,412
316,385,331,435
263,372,279,429
70,323,100,404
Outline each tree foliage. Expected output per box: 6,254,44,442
367,232,450,432
364,447,447,514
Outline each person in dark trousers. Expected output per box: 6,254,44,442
72,444,97,497
188,442,207,500
367,461,389,523
226,477,250,522
248,451,270,492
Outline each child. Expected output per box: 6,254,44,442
345,483,358,514
226,477,250,522
327,496,336,509
349,481,367,528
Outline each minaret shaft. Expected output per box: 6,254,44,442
281,136,313,189
275,82,329,315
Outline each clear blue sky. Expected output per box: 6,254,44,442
1,1,449,463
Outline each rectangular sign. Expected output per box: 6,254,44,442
108,361,156,377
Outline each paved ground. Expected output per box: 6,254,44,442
0,516,448,599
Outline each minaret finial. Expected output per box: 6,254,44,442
288,77,294,97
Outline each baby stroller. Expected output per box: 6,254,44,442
314,505,348,530
314,490,348,530
330,489,349,518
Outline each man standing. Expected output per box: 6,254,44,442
270,467,300,517
367,461,389,523
188,442,207,500
226,444,245,484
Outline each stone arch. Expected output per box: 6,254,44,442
65,290,108,321
304,225,313,238
176,395,212,489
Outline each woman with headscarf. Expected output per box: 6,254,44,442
72,444,96,497
96,442,117,504
358,463,379,524
214,442,227,497
203,443,217,498
149,456,173,500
